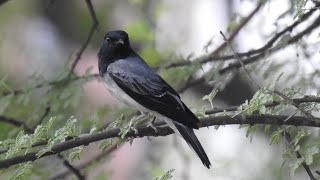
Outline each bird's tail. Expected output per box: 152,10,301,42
172,121,211,168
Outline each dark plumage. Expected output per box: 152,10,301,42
98,30,211,168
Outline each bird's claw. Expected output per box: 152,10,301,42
147,120,158,133
130,126,138,134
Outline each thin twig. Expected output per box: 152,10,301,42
204,96,320,114
219,13,320,74
284,132,316,180
0,116,33,134
49,141,120,180
219,31,260,89
165,4,317,69
69,0,98,74
1,73,98,97
178,12,320,93
31,106,51,132
274,90,317,121
165,1,264,69
209,1,264,57
57,154,85,180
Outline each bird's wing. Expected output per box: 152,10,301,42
107,60,199,129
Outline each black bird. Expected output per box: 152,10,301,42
98,30,211,168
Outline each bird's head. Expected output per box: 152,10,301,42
98,30,131,61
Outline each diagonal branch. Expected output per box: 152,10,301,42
274,90,317,121
179,12,320,92
1,73,99,97
57,154,85,180
49,141,120,180
219,13,320,74
219,31,261,89
209,1,264,57
284,132,316,180
166,4,318,69
0,116,33,134
70,0,98,74
165,1,264,69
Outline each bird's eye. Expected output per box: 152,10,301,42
105,37,111,43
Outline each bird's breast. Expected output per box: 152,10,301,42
102,73,148,111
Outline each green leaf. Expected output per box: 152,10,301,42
289,158,304,176
69,146,83,162
245,125,260,138
202,89,218,109
119,127,130,139
99,139,113,151
37,117,78,158
305,146,320,165
270,128,283,145
195,107,207,118
292,129,311,146
153,169,175,180
264,124,271,133
6,131,32,158
236,88,274,116
294,0,307,19
9,162,32,180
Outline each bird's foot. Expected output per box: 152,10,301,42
130,126,138,134
147,117,158,133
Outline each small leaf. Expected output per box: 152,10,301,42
9,162,32,180
292,129,311,146
305,146,320,165
289,158,304,176
270,128,283,145
202,89,218,109
69,146,83,162
153,169,175,180
99,139,113,151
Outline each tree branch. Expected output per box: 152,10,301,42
1,114,320,169
1,73,98,97
69,0,98,74
179,11,320,92
165,4,318,69
1,96,319,155
0,0,10,6
284,132,316,180
1,5,318,98
219,12,320,74
49,141,120,180
57,154,85,180
205,96,320,114
165,1,264,69
274,90,317,121
0,116,33,134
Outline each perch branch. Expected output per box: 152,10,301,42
1,114,320,169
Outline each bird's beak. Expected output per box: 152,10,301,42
116,39,124,45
